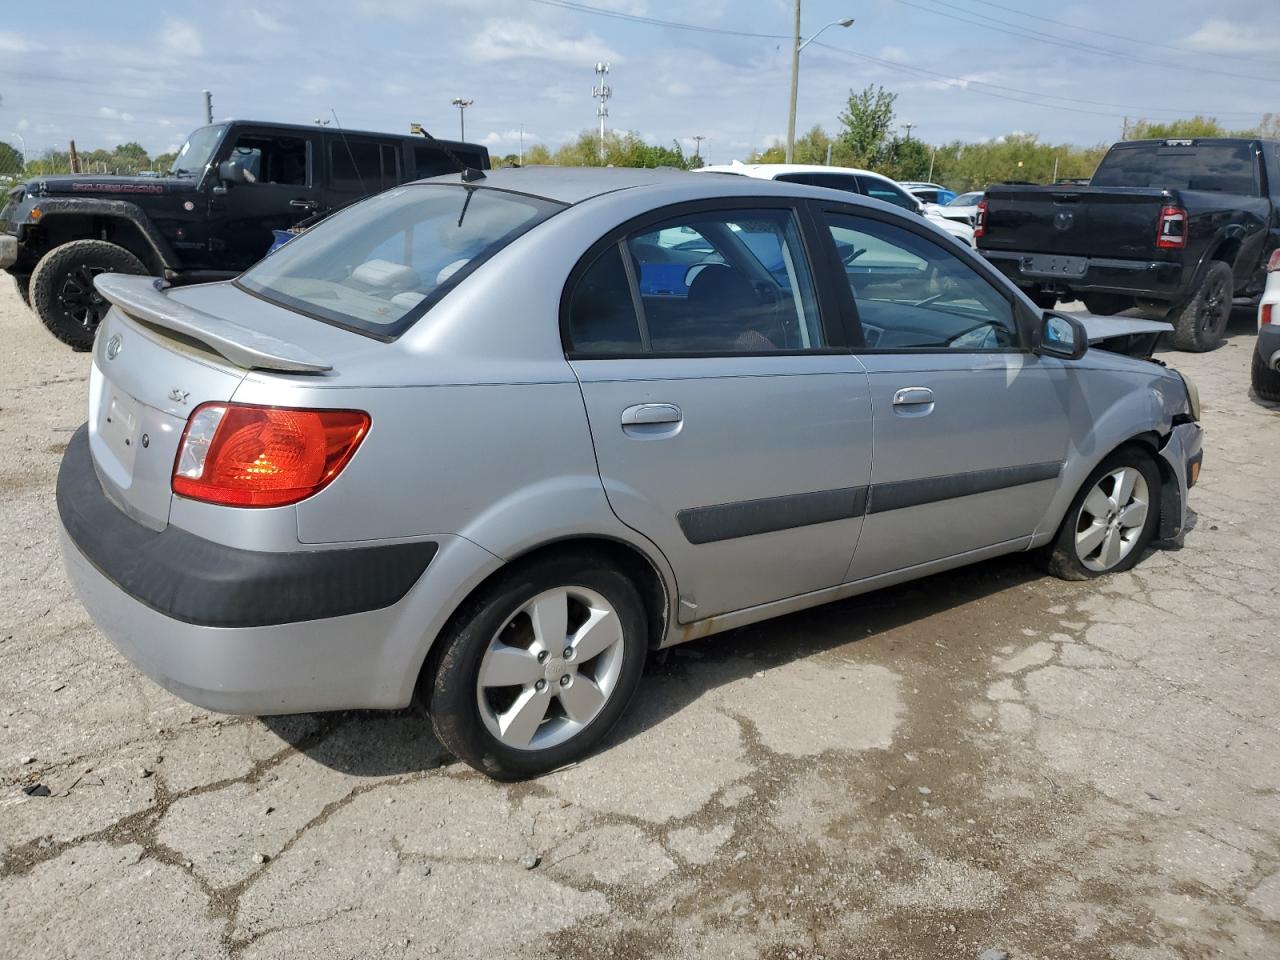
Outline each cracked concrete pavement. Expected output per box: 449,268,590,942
2,281,1278,959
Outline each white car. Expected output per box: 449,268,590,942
1254,248,1280,401
933,191,984,227
699,163,976,248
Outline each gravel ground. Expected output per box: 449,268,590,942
1,281,1277,960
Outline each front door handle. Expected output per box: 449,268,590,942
892,387,934,406
290,198,319,210
621,403,682,425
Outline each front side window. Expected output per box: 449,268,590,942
239,185,563,337
826,212,1018,350
567,208,825,355
226,134,309,186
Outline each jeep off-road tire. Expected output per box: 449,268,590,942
1252,347,1280,402
30,240,148,351
1171,260,1232,353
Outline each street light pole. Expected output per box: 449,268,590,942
785,9,854,164
450,98,473,141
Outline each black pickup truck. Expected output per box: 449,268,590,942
977,138,1280,351
0,119,488,349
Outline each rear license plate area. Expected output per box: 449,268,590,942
99,388,141,474
1025,255,1087,279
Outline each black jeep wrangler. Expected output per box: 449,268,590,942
0,119,488,349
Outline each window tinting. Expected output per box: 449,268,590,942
1092,142,1258,194
567,245,643,354
227,135,308,186
857,176,919,211
826,212,1017,350
330,139,400,193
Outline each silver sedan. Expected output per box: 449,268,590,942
57,167,1203,779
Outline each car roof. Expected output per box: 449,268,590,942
416,166,739,204
699,162,893,180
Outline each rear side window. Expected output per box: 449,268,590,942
239,185,563,338
1092,142,1259,194
857,176,918,211
330,139,401,192
414,144,486,179
566,207,826,356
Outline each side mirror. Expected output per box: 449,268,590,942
217,159,246,184
1037,310,1088,360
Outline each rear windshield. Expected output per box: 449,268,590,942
1092,142,1258,194
238,184,564,338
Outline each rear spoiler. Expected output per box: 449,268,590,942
93,274,332,374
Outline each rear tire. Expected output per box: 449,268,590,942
1082,293,1132,316
1252,347,1280,402
29,240,148,351
427,552,648,781
1171,260,1232,352
1043,447,1162,581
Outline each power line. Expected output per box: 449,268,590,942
526,0,1276,116
962,0,1275,65
898,0,1280,86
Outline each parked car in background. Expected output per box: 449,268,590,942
1254,248,1280,401
699,162,976,247
935,190,984,226
58,167,1201,780
902,181,958,205
0,119,489,349
978,138,1280,351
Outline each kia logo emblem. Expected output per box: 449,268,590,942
105,334,123,359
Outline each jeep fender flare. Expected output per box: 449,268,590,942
29,197,180,273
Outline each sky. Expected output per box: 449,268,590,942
2,0,1278,165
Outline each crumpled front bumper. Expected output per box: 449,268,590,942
1157,421,1203,541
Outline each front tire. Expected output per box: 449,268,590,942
428,552,648,781
1252,347,1280,402
29,240,148,351
1171,260,1232,352
1044,447,1162,581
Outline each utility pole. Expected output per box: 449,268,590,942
450,98,473,141
68,140,80,174
519,123,525,166
785,0,802,164
202,90,213,125
825,142,832,166
593,63,612,163
1121,115,1130,140
692,135,705,162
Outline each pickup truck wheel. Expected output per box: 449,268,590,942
1042,447,1161,581
1082,293,1132,316
1171,260,1232,352
427,552,648,781
13,273,31,308
1252,348,1280,402
29,240,148,351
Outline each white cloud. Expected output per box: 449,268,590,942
301,74,341,95
249,8,290,33
468,19,623,65
0,31,36,53
16,119,30,132
97,106,136,122
159,19,203,57
1183,19,1280,55
481,128,541,147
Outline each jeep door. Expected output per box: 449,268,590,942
566,200,873,620
814,204,1073,580
208,128,321,271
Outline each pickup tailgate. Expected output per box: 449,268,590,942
981,185,1175,260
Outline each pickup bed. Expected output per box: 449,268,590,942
977,138,1280,350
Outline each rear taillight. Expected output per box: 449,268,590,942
172,403,370,507
1263,304,1274,326
974,198,988,239
1266,248,1280,272
1156,205,1187,249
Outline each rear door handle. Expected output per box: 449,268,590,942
892,387,934,406
621,403,682,425
290,199,319,210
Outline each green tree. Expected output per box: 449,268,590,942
552,130,696,169
1127,116,1226,140
881,136,932,182
523,144,553,165
837,85,897,166
750,125,840,165
152,152,178,172
0,140,23,177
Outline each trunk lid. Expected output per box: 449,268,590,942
981,185,1176,260
87,275,339,531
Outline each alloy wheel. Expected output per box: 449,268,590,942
1074,466,1150,572
1198,273,1229,333
57,264,110,331
476,586,625,751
